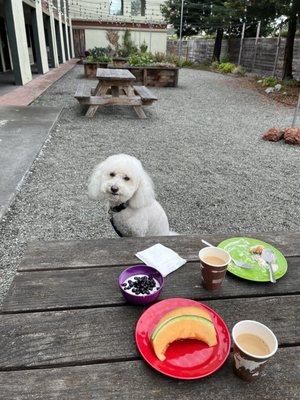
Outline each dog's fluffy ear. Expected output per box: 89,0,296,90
88,162,104,200
129,167,155,208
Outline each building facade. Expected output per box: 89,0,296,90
0,0,74,86
69,0,167,55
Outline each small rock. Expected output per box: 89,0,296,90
284,128,300,145
283,92,287,95
262,127,284,142
257,80,263,83
265,87,274,94
274,84,282,92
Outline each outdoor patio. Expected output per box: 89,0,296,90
0,65,299,303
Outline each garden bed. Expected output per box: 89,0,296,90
83,62,179,87
127,66,179,87
83,61,109,78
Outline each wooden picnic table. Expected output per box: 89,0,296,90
0,232,299,399
75,68,157,119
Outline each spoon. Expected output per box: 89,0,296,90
261,248,276,283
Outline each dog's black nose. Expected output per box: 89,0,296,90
111,186,119,194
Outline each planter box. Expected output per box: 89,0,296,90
83,62,179,87
83,61,109,78
113,57,128,67
127,66,179,87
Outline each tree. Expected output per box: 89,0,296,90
161,1,236,61
160,1,280,62
280,0,300,80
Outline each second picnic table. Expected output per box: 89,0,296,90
75,68,157,118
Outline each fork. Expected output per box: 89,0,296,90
201,239,255,270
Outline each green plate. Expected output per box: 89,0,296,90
217,237,288,282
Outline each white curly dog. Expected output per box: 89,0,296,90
88,154,173,237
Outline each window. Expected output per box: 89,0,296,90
110,0,124,16
131,0,146,17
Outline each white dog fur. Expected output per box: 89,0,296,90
88,154,172,237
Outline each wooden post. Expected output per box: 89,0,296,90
292,94,300,128
238,22,246,67
178,0,184,59
273,27,282,77
251,21,261,72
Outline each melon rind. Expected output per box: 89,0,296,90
151,306,212,341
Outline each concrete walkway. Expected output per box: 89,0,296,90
0,59,78,106
0,106,61,219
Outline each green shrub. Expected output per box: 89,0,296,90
118,30,138,57
87,47,112,62
218,62,236,73
181,59,194,67
129,52,154,66
233,65,246,76
262,76,278,87
140,40,148,53
152,52,166,63
165,54,182,67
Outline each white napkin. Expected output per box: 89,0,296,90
135,243,187,277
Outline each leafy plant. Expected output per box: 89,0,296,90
86,47,112,63
232,65,246,76
129,52,154,67
165,54,183,67
218,62,236,73
180,59,194,67
140,40,148,53
152,52,166,63
262,76,278,87
118,30,138,58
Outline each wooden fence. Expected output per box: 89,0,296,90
167,38,300,79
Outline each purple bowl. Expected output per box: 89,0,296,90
118,265,164,306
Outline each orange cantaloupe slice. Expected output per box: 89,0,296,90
151,306,212,340
151,315,217,361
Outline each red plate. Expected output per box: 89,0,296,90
135,298,231,380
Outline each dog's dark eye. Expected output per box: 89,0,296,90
110,172,115,177
124,176,130,181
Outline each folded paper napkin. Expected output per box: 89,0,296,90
135,243,187,277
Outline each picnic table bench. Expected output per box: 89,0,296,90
0,232,299,399
75,68,157,119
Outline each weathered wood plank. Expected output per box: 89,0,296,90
0,296,297,369
74,83,87,98
133,85,158,101
0,347,298,400
18,233,300,271
3,257,299,312
96,68,135,81
78,95,142,106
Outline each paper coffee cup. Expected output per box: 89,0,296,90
199,247,231,291
232,320,278,382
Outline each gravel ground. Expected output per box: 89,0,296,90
0,66,299,303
